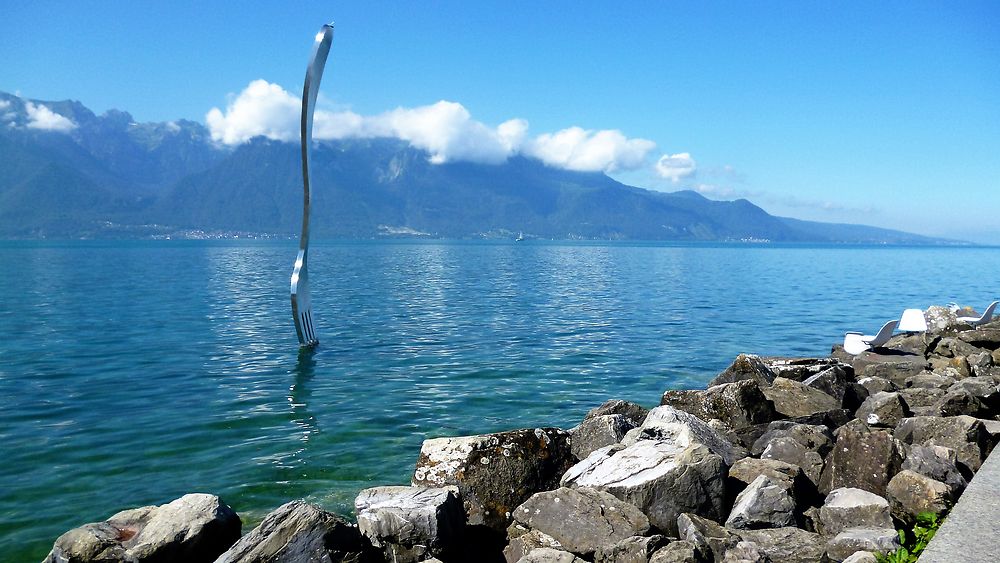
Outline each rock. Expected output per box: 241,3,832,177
586,400,650,427
216,501,364,563
504,528,562,563
903,372,955,389
572,414,636,459
511,487,649,556
662,380,777,430
677,513,738,562
649,541,703,563
786,408,855,431
856,376,895,395
354,486,464,562
763,357,847,382
968,351,996,377
802,366,849,404
934,387,988,417
594,535,670,563
949,377,1000,409
46,494,241,563
819,420,903,496
761,377,840,418
561,406,736,535
728,458,801,489
900,444,967,495
733,528,826,563
925,305,962,333
751,422,833,457
826,528,900,562
720,541,770,562
897,386,946,409
817,488,892,537
931,337,983,359
957,328,1000,350
411,427,574,531
853,353,928,388
854,392,909,428
885,470,953,525
725,475,797,530
758,438,824,490
841,551,877,563
893,415,991,472
884,333,931,356
516,547,587,563
709,354,777,387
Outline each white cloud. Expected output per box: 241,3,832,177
694,183,738,198
0,100,10,110
25,101,76,132
655,152,696,181
206,79,661,172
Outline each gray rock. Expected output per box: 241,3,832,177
709,354,777,387
802,366,849,404
572,414,637,459
897,386,946,409
504,528,562,563
855,376,895,395
854,392,909,428
728,458,801,489
884,333,932,356
759,437,825,488
354,486,464,562
733,528,826,563
956,327,1000,350
561,407,735,535
751,422,833,457
934,387,988,417
46,494,241,563
761,377,840,418
725,475,797,530
662,380,777,431
853,354,928,388
841,552,877,563
215,500,363,563
925,305,962,333
677,512,738,561
949,377,1000,408
412,427,574,531
819,420,903,496
817,488,892,537
885,470,953,525
931,337,983,359
968,351,997,378
516,547,587,563
904,372,956,389
594,535,670,563
586,400,650,427
893,415,991,472
649,541,703,563
720,541,771,562
900,444,967,495
763,357,847,382
511,487,649,556
928,356,972,379
826,528,900,562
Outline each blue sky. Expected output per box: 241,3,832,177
3,1,998,242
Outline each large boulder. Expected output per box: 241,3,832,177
45,494,240,563
893,415,991,473
571,414,637,459
802,366,849,404
586,400,650,427
925,305,962,333
930,337,984,359
956,327,1000,350
215,501,365,563
819,420,903,496
761,378,840,418
677,513,738,562
885,470,953,525
504,528,562,563
649,541,702,563
709,354,777,386
900,444,967,495
724,475,797,530
411,428,574,531
516,547,586,563
854,392,909,428
851,353,928,388
661,380,776,430
826,528,900,562
594,535,670,563
816,488,892,537
763,357,847,382
904,372,956,389
733,528,826,563
561,406,738,535
354,486,464,563
752,422,832,489
511,487,649,557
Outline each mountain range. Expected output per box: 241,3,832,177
0,91,960,244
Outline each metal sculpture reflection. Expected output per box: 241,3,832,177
291,23,334,347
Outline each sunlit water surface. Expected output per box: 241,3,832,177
1,240,997,559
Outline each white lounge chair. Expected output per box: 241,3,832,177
898,308,928,333
957,301,998,327
843,319,899,355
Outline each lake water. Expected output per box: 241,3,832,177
1,240,997,560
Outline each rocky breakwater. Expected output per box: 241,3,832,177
42,305,1000,562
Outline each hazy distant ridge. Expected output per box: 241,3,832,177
0,92,961,244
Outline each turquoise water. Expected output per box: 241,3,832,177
1,240,997,560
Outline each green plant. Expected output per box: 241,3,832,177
874,512,942,563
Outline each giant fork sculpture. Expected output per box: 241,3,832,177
291,23,334,347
